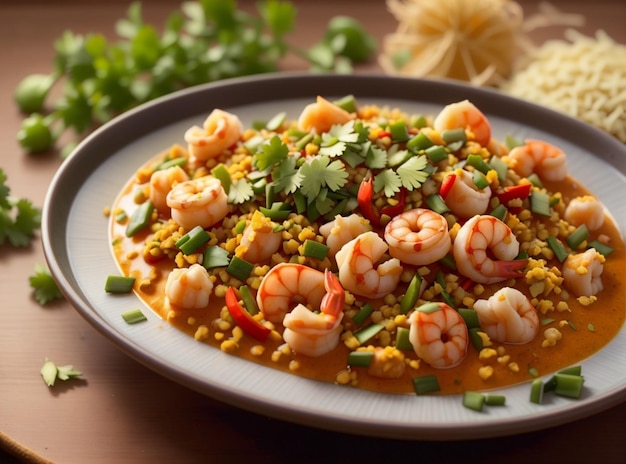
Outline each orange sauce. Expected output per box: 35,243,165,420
110,169,626,395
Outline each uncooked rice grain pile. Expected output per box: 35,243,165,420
501,29,626,143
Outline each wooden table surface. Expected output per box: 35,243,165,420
1,1,625,462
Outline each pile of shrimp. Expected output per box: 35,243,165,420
113,96,617,393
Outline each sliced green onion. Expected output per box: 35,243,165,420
203,246,230,270
485,394,506,406
411,115,428,129
435,270,455,308
472,170,489,190
211,164,232,193
302,239,330,260
333,94,357,113
425,194,450,214
466,154,491,174
121,309,147,324
438,253,457,271
354,323,384,345
125,200,154,237
544,366,583,392
295,132,314,151
412,375,440,395
541,317,556,326
490,203,508,221
266,111,286,131
406,132,434,153
388,119,409,142
400,273,422,314
530,190,552,217
566,224,589,250
415,302,441,314
244,134,265,154
505,135,523,149
239,285,259,316
156,156,187,171
260,202,292,221
234,219,247,234
347,350,374,367
425,145,448,163
395,326,413,351
546,236,569,263
105,275,136,293
530,378,544,404
226,256,254,281
176,225,210,255
458,308,480,329
526,173,543,188
587,240,614,257
387,148,412,167
468,327,484,351
352,303,374,327
293,190,307,214
441,128,467,151
553,373,585,399
463,391,485,412
488,156,508,182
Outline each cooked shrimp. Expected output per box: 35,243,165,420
408,302,469,369
507,139,567,181
335,231,403,299
384,208,451,266
184,109,243,161
564,195,605,231
166,176,229,230
149,166,190,215
563,248,605,297
235,210,282,263
319,213,372,258
165,263,213,309
473,287,540,344
453,215,527,284
433,100,491,147
282,270,345,357
297,96,355,134
442,169,491,218
256,263,326,323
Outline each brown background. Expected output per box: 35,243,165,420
1,1,625,462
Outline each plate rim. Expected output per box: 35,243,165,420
42,72,626,441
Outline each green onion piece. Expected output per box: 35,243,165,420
411,115,428,129
412,374,440,395
406,132,434,153
425,194,450,214
266,111,286,131
530,190,552,217
435,270,455,308
203,246,230,269
490,203,508,221
265,183,276,209
566,224,589,250
105,275,136,293
156,156,187,171
295,132,314,151
547,236,569,263
395,327,413,351
234,219,247,234
530,378,544,404
388,148,412,167
333,94,357,113
354,323,384,345
441,128,467,151
125,200,154,237
544,366,583,392
324,198,349,221
468,327,484,350
400,273,423,314
239,285,259,316
526,173,543,188
541,317,556,326
388,119,409,142
415,302,441,314
587,240,614,257
488,156,508,182
485,394,506,406
505,135,523,149
553,373,585,399
458,308,480,329
121,309,147,324
211,164,232,194
559,365,583,376
293,190,307,214
176,225,210,255
302,240,330,260
352,303,374,327
244,134,264,154
472,170,489,190
463,391,485,412
347,350,374,367
466,154,491,174
425,145,448,163
260,203,292,221
226,256,254,281
438,253,457,271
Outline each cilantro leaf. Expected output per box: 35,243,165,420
365,145,388,169
227,178,254,204
254,135,288,171
0,168,42,247
30,263,64,305
397,155,430,190
273,156,303,194
374,170,402,197
299,155,348,199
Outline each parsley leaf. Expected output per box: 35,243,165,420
299,155,348,200
0,168,42,248
29,263,64,305
254,135,288,171
397,155,430,190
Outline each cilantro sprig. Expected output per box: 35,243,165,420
14,0,375,155
0,168,42,248
29,263,65,305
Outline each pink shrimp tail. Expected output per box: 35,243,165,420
321,269,345,324
495,258,528,278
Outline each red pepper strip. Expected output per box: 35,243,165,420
225,287,271,342
379,187,407,218
495,183,532,205
377,130,392,139
439,173,457,200
357,177,382,226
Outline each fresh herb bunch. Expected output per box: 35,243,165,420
14,0,375,156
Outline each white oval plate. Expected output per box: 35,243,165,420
42,73,626,440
